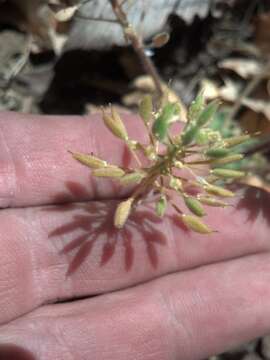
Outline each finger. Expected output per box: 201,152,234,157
0,111,147,208
0,187,269,324
1,252,270,360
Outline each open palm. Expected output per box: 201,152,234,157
0,111,269,360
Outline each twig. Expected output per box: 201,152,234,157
108,0,164,99
228,61,270,120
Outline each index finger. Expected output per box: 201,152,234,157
0,111,146,208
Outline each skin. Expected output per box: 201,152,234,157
0,111,270,360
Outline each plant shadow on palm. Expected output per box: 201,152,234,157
45,179,189,276
235,186,270,226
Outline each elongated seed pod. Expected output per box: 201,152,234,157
181,214,213,234
204,184,235,197
211,154,244,165
198,196,228,207
224,134,250,148
184,196,205,217
114,197,134,228
139,95,153,125
210,168,245,179
205,148,231,158
102,109,129,141
120,172,145,185
92,166,125,178
71,151,107,169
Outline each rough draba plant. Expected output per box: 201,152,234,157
70,93,250,234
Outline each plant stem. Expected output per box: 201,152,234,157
108,0,164,99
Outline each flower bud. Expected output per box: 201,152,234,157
181,214,213,234
210,168,245,179
169,176,183,191
71,151,107,169
92,166,125,178
114,197,134,228
184,196,205,217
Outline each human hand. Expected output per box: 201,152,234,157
0,111,269,360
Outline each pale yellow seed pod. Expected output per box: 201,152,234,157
211,154,244,165
120,172,145,185
102,108,129,141
197,196,228,207
181,214,213,234
224,134,250,148
71,151,107,169
204,184,235,198
114,197,134,229
92,166,125,178
210,168,245,179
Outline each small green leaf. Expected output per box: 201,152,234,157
152,102,181,142
197,100,219,128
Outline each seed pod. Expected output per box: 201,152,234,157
197,100,219,128
188,91,205,122
102,108,129,141
156,195,167,217
210,168,245,179
114,197,134,228
139,95,153,125
181,122,198,145
211,154,244,165
184,196,205,217
181,214,213,234
120,172,145,185
92,166,125,178
198,196,228,207
224,134,250,148
205,148,231,158
71,151,107,169
204,184,235,197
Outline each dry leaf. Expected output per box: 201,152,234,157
240,175,270,193
53,4,80,22
218,58,262,79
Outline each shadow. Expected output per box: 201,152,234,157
0,344,36,360
47,181,168,275
236,186,270,226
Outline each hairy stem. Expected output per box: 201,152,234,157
108,0,164,98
